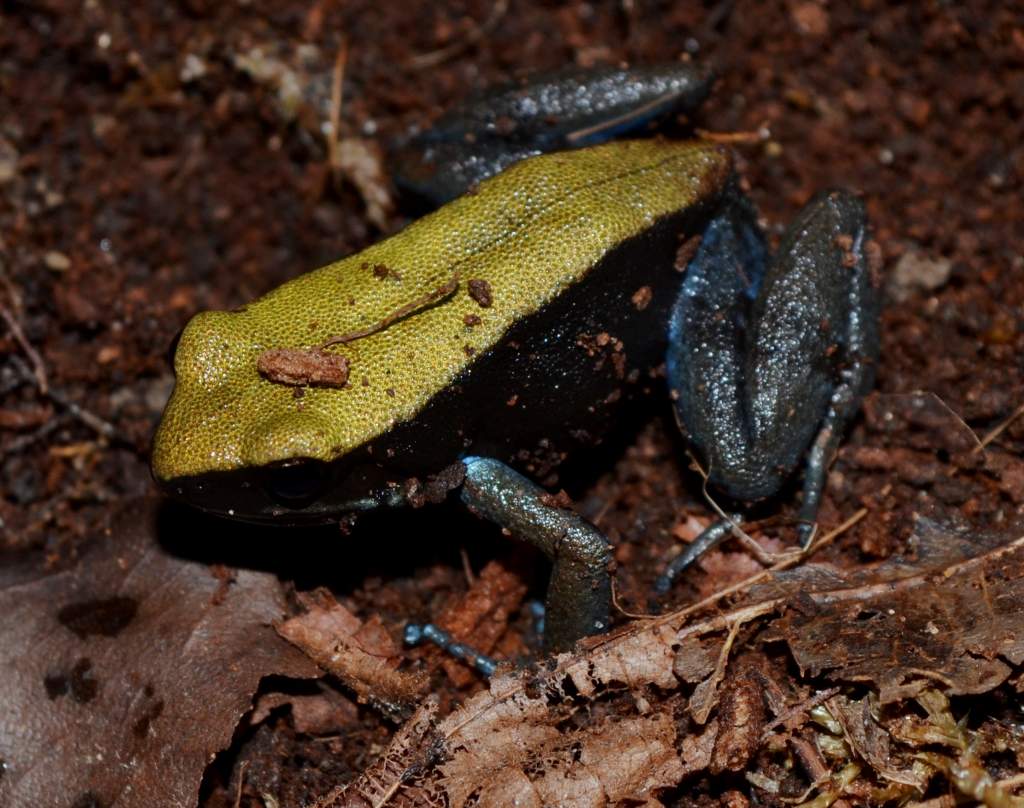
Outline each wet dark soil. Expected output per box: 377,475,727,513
2,1,1022,805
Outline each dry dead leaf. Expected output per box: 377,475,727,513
485,713,686,807
308,697,442,808
768,518,1024,702
0,497,320,808
276,589,428,721
308,516,1024,806
325,703,690,808
314,599,773,806
430,558,528,687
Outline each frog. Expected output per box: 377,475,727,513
152,63,880,656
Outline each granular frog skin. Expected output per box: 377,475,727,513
153,65,880,651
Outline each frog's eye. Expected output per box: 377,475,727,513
166,326,184,373
261,460,330,508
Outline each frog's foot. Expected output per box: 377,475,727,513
403,601,546,677
653,517,737,594
400,457,610,670
393,62,715,205
403,623,498,677
662,187,879,587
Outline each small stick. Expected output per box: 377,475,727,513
974,399,1024,453
407,0,509,70
232,760,249,808
1,304,48,394
885,391,983,453
761,686,841,739
612,508,868,622
694,126,768,145
320,275,459,349
8,355,122,443
668,507,867,624
0,416,64,458
459,547,476,587
689,450,803,566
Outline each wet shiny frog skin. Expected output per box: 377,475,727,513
153,65,880,653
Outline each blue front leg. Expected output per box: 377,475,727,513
406,456,611,661
458,457,612,653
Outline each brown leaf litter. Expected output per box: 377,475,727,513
277,589,429,721
308,516,1024,807
422,558,528,688
0,497,320,808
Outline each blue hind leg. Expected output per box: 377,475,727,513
660,189,876,590
659,188,768,591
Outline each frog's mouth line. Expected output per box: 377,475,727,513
155,460,383,526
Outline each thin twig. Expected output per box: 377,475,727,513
885,391,984,453
7,355,123,443
975,399,1024,452
0,415,65,457
327,38,349,173
811,531,1024,606
1,296,121,444
1,304,48,393
610,503,868,622
320,275,459,349
917,391,984,451
761,686,841,739
233,760,249,808
407,0,509,70
694,125,768,144
0,266,26,333
459,546,476,587
665,507,867,624
610,576,651,619
46,385,121,441
372,779,402,808
690,449,804,566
